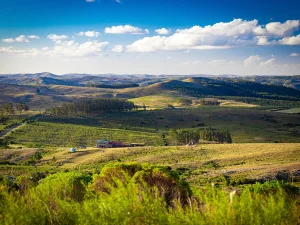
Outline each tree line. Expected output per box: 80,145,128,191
46,98,136,116
86,83,139,89
219,96,300,107
199,98,220,106
169,128,232,145
0,103,29,115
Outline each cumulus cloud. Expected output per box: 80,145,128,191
77,31,100,37
111,45,124,53
42,47,50,51
47,34,69,41
104,25,149,34
15,36,28,43
45,40,109,57
244,55,276,67
0,40,109,58
209,60,237,65
27,35,40,39
244,55,261,67
260,58,276,66
155,28,171,35
179,60,202,66
2,35,34,43
0,46,24,53
125,19,300,52
2,38,15,43
126,35,230,52
290,53,298,56
257,36,271,45
255,20,300,37
278,34,300,45
15,35,29,43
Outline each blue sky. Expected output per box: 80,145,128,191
0,0,300,75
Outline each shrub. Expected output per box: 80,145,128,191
90,163,192,207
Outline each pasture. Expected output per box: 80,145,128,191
0,143,299,187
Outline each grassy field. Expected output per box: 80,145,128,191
276,107,300,114
4,107,300,146
97,107,300,143
218,100,258,107
0,115,27,133
129,95,258,109
129,94,184,108
0,143,299,187
7,120,164,147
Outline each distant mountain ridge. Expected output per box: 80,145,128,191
1,74,300,110
0,73,300,90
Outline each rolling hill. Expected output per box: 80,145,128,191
1,74,300,109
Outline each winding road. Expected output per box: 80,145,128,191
0,114,43,138
0,123,25,138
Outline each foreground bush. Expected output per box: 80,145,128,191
0,163,299,225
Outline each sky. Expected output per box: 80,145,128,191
0,0,300,75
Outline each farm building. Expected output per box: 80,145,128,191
96,140,125,148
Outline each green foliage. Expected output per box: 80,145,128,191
169,127,232,145
169,128,200,145
90,163,191,207
0,103,15,115
46,98,136,117
0,138,8,149
15,103,29,115
200,128,232,143
220,96,300,108
176,98,192,106
176,77,300,101
8,121,165,147
0,164,298,225
199,98,220,106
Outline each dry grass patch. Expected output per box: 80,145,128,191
219,100,258,107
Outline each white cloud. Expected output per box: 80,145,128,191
0,40,109,58
27,35,40,39
260,58,276,66
155,28,171,35
126,19,258,52
126,35,230,52
261,20,299,37
2,38,15,43
278,34,300,45
116,0,121,3
257,36,271,45
244,55,276,67
126,19,300,52
244,55,261,67
179,60,202,66
15,35,29,43
47,34,68,41
45,40,109,57
2,35,32,43
20,48,41,57
209,60,237,65
104,25,149,34
86,0,95,2
77,31,100,37
111,45,124,53
290,53,298,56
0,46,24,53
